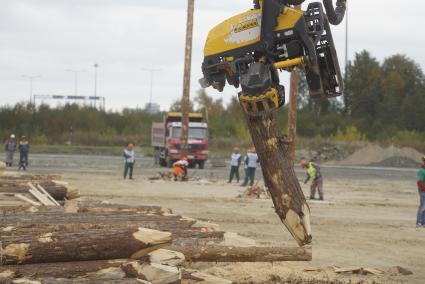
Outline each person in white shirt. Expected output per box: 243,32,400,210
242,147,259,187
123,143,135,179
228,147,242,183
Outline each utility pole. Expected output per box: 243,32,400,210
345,2,348,73
181,0,195,157
22,75,41,104
141,68,161,111
94,63,99,108
287,4,301,167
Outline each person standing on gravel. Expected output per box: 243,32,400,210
18,136,30,171
4,134,16,167
228,147,241,183
241,147,259,187
416,156,425,228
123,143,135,180
301,159,324,200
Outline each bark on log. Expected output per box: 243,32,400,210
0,259,130,278
0,227,171,265
169,245,312,262
76,203,173,215
245,112,312,246
9,278,149,284
0,211,194,227
1,224,224,242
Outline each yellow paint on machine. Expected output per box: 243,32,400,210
204,7,303,57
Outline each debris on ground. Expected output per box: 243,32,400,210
239,186,271,199
387,266,413,276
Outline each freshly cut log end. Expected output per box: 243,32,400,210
0,161,5,174
245,112,312,246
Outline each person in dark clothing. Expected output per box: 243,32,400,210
416,156,425,228
18,136,30,171
4,134,16,167
228,147,242,183
123,143,135,179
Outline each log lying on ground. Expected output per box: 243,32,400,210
0,259,130,279
75,202,173,215
0,185,69,200
0,211,194,227
168,245,312,262
1,224,224,242
7,277,150,284
1,227,172,265
245,112,312,246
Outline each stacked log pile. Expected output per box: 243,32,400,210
0,201,311,283
0,174,311,283
0,174,80,208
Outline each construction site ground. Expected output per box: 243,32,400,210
1,153,424,283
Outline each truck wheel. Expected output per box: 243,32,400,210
198,161,205,169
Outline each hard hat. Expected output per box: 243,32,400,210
300,159,308,168
10,134,15,139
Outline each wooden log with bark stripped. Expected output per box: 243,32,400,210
169,245,312,262
245,112,312,246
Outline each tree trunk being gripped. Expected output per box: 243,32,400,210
245,112,312,246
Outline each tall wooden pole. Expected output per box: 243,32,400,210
181,0,195,157
287,4,301,167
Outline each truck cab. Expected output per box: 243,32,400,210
152,112,209,169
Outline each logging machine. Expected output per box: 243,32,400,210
199,0,346,246
200,0,346,116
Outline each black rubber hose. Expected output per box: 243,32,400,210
323,0,346,25
283,0,305,5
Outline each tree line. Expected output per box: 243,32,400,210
1,50,424,151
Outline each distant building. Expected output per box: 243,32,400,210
145,102,160,114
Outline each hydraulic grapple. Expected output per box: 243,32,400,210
200,0,346,116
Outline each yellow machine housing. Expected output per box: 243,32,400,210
204,7,303,57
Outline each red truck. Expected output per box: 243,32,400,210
152,112,209,169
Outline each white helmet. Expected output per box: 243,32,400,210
10,134,15,139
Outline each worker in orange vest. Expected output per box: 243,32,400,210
173,157,189,181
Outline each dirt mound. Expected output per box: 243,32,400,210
338,145,423,166
369,156,421,168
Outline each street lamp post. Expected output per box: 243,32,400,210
94,63,99,108
141,68,161,111
22,75,41,104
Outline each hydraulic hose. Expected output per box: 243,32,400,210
283,0,305,5
323,0,346,25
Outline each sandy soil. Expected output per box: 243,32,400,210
61,169,424,283
1,153,424,283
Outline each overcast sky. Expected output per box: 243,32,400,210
0,0,424,111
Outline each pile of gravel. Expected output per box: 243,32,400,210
369,156,421,168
